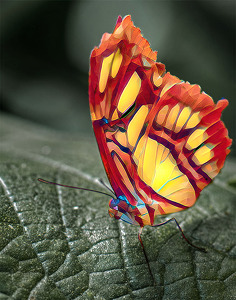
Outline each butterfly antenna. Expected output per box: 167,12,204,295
38,178,114,198
98,178,116,196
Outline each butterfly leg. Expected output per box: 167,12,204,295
153,218,207,253
138,227,155,280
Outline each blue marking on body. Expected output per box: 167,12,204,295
102,117,109,124
118,193,147,212
118,195,136,209
118,195,127,201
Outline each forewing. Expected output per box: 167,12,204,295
89,15,164,205
89,16,231,221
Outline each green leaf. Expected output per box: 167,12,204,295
0,113,235,300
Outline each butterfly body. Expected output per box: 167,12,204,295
89,15,231,228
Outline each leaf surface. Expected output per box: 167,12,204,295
0,113,235,300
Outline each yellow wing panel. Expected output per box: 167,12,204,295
135,139,196,207
99,52,115,93
186,128,207,150
165,104,181,130
127,105,149,148
155,105,169,126
142,137,158,185
117,72,141,113
111,48,123,78
185,112,200,129
192,144,214,165
175,106,191,132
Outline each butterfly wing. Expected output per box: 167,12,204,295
89,16,231,227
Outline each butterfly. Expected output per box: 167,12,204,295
88,15,232,252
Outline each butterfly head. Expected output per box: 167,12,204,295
108,195,139,225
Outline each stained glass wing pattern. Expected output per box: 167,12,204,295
89,15,232,227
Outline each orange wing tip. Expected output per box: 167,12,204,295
160,73,230,116
91,15,159,64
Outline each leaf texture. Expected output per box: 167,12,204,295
0,113,235,300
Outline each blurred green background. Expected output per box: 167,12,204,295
1,0,235,154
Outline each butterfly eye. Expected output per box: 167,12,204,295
109,198,120,209
120,102,136,119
